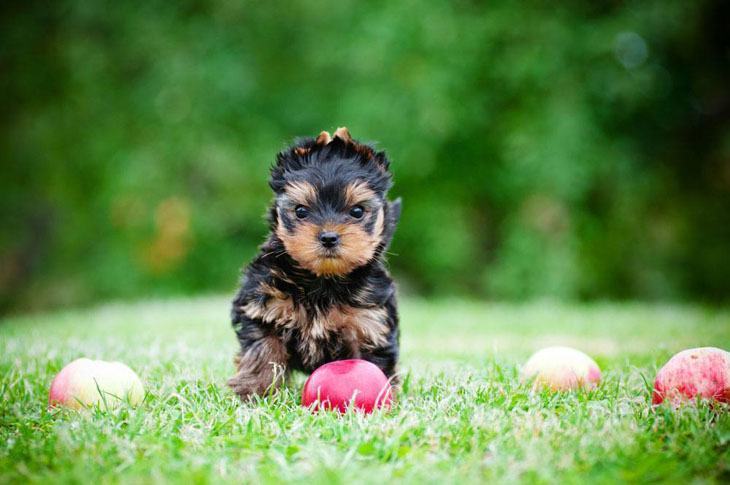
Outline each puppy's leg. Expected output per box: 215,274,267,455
228,336,288,400
360,298,400,385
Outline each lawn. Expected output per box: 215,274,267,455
1,296,729,483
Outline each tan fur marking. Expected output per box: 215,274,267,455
307,305,390,365
333,126,352,142
241,284,305,326
276,208,386,277
284,181,316,205
353,283,375,307
315,127,376,161
315,131,332,145
344,181,377,207
259,282,287,301
293,306,389,365
241,275,392,368
240,284,390,367
294,147,310,156
353,143,375,160
228,336,288,400
372,207,385,239
326,306,390,349
269,268,295,284
275,218,325,274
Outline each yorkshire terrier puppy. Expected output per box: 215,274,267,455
229,127,401,399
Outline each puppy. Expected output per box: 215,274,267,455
228,127,401,399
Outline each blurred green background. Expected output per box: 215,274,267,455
2,0,729,313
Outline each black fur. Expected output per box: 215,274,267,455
229,130,401,399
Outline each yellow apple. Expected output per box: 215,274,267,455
521,346,601,391
48,358,144,409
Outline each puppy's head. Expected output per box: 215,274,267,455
269,127,399,277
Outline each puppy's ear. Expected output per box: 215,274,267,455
381,197,402,250
316,130,332,145
333,127,351,142
329,129,390,172
270,138,316,193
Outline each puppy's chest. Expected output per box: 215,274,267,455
241,287,389,365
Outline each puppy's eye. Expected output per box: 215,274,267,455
349,205,365,219
295,205,309,219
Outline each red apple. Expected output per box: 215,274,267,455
521,346,602,391
301,359,393,413
652,347,730,405
49,358,144,409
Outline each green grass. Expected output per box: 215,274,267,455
1,297,729,483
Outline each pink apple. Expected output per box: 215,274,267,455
521,346,602,391
301,359,393,413
48,358,144,409
652,347,730,405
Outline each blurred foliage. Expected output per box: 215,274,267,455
1,0,729,312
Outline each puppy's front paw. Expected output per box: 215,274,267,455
227,372,263,401
228,356,287,401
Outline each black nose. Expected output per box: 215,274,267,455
319,231,340,248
